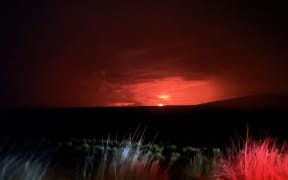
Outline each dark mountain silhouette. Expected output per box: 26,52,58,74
195,93,288,111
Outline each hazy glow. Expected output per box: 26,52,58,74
110,102,136,107
111,76,221,106
157,95,171,101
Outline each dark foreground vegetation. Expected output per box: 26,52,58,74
1,95,288,179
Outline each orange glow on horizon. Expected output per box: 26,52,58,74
110,76,222,106
110,102,135,106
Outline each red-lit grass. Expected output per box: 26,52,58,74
213,137,288,180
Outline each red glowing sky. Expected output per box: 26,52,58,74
1,1,288,107
110,77,219,106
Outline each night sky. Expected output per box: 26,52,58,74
1,1,288,107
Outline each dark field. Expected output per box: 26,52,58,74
1,98,288,179
1,104,288,147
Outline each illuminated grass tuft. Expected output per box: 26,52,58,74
77,131,170,180
213,137,288,180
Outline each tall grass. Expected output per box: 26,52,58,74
0,154,49,180
77,136,170,180
213,137,288,180
95,142,169,180
2,135,288,180
178,149,219,180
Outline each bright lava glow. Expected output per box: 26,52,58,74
109,76,222,106
129,77,219,106
157,103,164,107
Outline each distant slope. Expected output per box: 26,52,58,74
196,94,288,110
